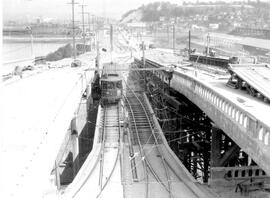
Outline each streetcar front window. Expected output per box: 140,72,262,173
107,82,114,89
102,82,107,89
116,81,122,88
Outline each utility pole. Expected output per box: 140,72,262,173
141,25,143,42
154,24,157,41
26,26,34,57
142,41,146,91
206,33,210,56
167,25,170,46
96,41,100,69
91,15,97,48
188,30,191,57
80,4,87,53
86,12,91,50
173,24,176,52
110,24,113,52
142,41,145,67
68,0,78,60
86,13,91,33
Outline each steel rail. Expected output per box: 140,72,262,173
124,93,149,198
130,90,173,198
98,107,106,188
124,77,172,197
70,104,121,198
136,59,203,198
96,104,121,198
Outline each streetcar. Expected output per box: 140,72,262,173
100,63,123,105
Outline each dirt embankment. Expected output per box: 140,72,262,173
45,44,73,61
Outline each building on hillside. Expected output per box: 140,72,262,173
209,23,219,30
127,22,147,31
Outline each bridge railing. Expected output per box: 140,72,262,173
173,71,270,148
210,166,269,187
51,68,94,170
136,57,270,149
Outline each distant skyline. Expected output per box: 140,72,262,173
2,0,265,23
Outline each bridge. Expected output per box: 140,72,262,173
1,53,97,197
61,66,213,198
203,32,270,51
134,50,270,180
57,49,270,197
2,30,270,198
232,27,270,40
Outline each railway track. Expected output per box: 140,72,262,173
97,104,121,197
123,68,205,198
60,34,214,198
124,78,173,198
69,104,121,198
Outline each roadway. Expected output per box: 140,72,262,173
1,47,133,197
1,53,96,198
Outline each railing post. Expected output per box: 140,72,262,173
54,160,60,190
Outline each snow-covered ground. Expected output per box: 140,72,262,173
1,32,135,197
1,52,96,198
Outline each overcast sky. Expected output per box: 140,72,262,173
3,0,249,22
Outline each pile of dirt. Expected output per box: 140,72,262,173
45,44,73,61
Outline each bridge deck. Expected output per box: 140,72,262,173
208,32,270,51
229,64,270,101
145,49,270,126
62,100,212,198
1,53,96,197
175,65,270,127
142,49,270,176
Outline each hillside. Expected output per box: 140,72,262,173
120,1,270,32
120,9,142,23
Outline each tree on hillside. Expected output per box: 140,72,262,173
121,0,270,27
